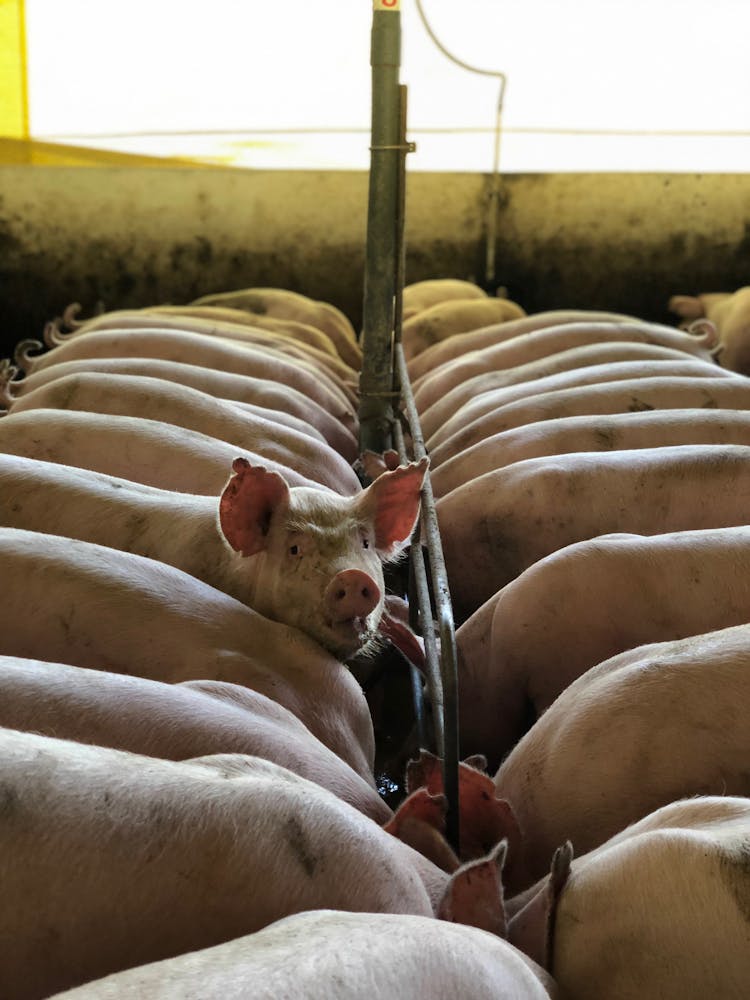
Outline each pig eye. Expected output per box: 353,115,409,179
361,537,370,549
289,544,299,555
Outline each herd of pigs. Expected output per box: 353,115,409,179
0,278,749,997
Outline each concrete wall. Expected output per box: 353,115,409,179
1,166,748,361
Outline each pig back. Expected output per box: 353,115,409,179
0,528,375,777
0,731,431,999
438,444,750,620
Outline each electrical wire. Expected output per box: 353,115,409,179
413,0,507,286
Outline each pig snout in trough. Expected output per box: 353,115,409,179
219,455,429,659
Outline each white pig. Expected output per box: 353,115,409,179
507,797,750,999
0,455,427,658
493,623,750,892
51,910,557,999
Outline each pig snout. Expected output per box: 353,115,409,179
324,570,382,624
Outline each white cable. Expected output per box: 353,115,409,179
413,0,507,285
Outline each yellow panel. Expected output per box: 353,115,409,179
0,136,231,167
0,0,28,141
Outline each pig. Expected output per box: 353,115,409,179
432,408,750,498
46,308,358,401
402,276,489,318
493,624,750,892
413,319,717,413
60,302,343,359
426,355,736,453
407,309,641,384
402,297,527,361
0,455,427,660
189,286,362,369
0,409,332,494
0,527,376,773
669,285,750,374
438,444,750,621
0,730,503,998
457,525,750,764
419,340,722,442
5,372,361,496
0,655,391,822
5,355,357,458
51,910,557,999
507,797,750,999
14,327,357,432
428,374,750,467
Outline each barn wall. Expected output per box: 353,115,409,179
1,166,748,359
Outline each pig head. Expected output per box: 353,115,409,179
218,456,428,658
669,285,750,374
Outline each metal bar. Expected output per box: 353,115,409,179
392,418,443,754
395,343,461,853
359,3,403,455
392,85,410,354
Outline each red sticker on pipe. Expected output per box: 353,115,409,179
373,0,400,9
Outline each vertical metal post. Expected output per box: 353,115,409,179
359,0,402,455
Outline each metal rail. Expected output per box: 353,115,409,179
360,2,460,852
392,347,460,852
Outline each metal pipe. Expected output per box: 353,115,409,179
395,343,461,853
359,3,403,455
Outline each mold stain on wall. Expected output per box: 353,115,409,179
0,167,748,358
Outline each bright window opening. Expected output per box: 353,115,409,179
22,0,750,171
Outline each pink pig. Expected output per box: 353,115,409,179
0,454,428,659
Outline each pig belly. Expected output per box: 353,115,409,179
413,320,716,413
458,525,750,765
508,797,750,1000
438,444,750,620
495,623,750,891
429,374,750,466
20,327,357,431
0,528,375,776
10,355,357,458
7,372,360,495
0,731,431,999
427,357,734,451
432,409,750,498
53,911,555,1000
418,341,712,441
0,409,330,494
0,656,389,822
407,308,640,383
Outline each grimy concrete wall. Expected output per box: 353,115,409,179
1,166,749,360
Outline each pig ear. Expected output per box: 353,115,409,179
405,748,443,796
383,788,460,874
219,459,290,556
358,456,429,556
379,596,426,671
507,841,573,970
355,449,402,481
668,294,705,321
406,751,521,862
456,768,522,863
438,839,508,938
